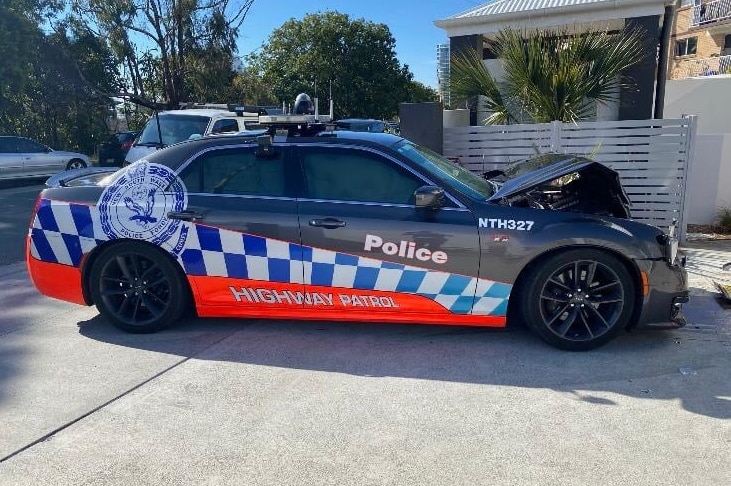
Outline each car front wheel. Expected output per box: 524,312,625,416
520,249,636,351
67,159,87,170
89,242,187,333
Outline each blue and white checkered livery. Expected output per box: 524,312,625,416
30,199,106,266
180,224,512,316
30,201,512,317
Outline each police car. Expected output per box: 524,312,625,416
26,127,688,351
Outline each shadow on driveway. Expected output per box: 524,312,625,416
77,313,730,420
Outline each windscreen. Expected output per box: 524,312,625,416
395,140,494,199
136,114,210,146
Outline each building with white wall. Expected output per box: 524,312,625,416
434,0,677,124
665,75,731,224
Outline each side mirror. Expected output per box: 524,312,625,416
414,185,445,209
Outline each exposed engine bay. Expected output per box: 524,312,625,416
484,154,631,219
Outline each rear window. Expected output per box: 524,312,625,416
137,114,210,146
116,132,138,143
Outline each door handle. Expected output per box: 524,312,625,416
168,210,204,222
309,218,346,229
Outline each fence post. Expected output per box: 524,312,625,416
550,120,562,152
679,115,698,244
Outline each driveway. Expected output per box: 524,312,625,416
0,241,728,485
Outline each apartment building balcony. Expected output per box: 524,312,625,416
692,0,731,28
677,54,731,78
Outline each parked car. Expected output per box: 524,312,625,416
27,131,687,351
97,131,140,167
0,136,88,180
125,109,262,164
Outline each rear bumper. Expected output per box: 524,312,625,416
26,237,87,305
635,255,689,329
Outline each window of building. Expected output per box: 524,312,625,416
675,37,698,57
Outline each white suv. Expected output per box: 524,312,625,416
125,109,264,164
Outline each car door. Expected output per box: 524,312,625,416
0,137,24,179
294,144,482,318
16,137,56,176
175,143,305,313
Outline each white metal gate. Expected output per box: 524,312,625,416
443,117,698,240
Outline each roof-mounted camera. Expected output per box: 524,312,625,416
258,92,334,137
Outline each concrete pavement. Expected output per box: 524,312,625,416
0,239,727,485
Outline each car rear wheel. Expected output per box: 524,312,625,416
67,159,87,170
520,249,635,351
89,243,187,333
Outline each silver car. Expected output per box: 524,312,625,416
0,136,89,180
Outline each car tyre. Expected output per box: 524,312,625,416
520,249,635,351
67,159,87,170
89,242,187,333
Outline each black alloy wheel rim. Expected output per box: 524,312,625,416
538,259,625,342
99,252,171,326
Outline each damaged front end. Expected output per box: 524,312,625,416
486,154,631,218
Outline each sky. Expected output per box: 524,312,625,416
235,0,487,89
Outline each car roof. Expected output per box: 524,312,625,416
156,109,242,117
336,118,384,123
317,131,401,144
144,131,406,170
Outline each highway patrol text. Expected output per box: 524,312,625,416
229,287,399,308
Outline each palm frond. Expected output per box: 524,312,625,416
493,27,645,123
449,48,514,124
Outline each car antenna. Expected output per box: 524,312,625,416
154,108,163,149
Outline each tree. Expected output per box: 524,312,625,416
404,80,439,104
250,11,419,119
0,0,47,133
28,23,121,152
227,65,277,106
0,0,119,152
450,28,645,124
73,0,254,106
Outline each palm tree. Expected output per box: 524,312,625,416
450,28,646,124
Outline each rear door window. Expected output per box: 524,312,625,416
15,138,46,153
179,146,288,197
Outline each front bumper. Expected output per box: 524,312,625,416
635,253,689,330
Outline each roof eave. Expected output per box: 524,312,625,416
434,0,673,37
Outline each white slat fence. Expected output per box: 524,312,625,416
443,117,698,241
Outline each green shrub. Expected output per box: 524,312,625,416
716,206,731,233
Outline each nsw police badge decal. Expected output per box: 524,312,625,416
98,161,189,255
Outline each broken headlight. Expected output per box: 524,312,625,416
666,220,680,266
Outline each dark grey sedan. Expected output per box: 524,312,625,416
27,132,687,351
